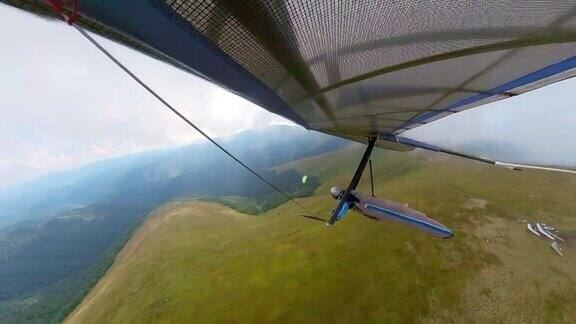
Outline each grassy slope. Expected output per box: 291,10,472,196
66,146,576,323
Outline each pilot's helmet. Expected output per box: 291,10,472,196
330,186,343,199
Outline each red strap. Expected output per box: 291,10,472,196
44,0,78,25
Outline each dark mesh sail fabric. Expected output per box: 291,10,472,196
6,0,576,149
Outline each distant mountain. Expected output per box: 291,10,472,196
0,125,349,229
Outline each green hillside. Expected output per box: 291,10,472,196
0,126,346,323
67,146,576,323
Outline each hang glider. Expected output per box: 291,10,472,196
5,0,576,231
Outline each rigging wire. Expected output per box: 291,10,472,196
69,24,310,213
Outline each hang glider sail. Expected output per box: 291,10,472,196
5,0,576,151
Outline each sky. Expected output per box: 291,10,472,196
0,5,290,188
1,5,576,189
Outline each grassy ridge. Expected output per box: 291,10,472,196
67,147,576,323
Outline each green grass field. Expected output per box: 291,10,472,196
66,146,576,323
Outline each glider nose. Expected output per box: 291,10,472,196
329,187,342,199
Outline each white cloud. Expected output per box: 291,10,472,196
0,5,290,188
406,77,576,165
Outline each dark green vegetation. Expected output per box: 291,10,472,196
0,126,346,323
0,205,143,302
204,171,320,214
0,211,140,323
67,146,576,323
